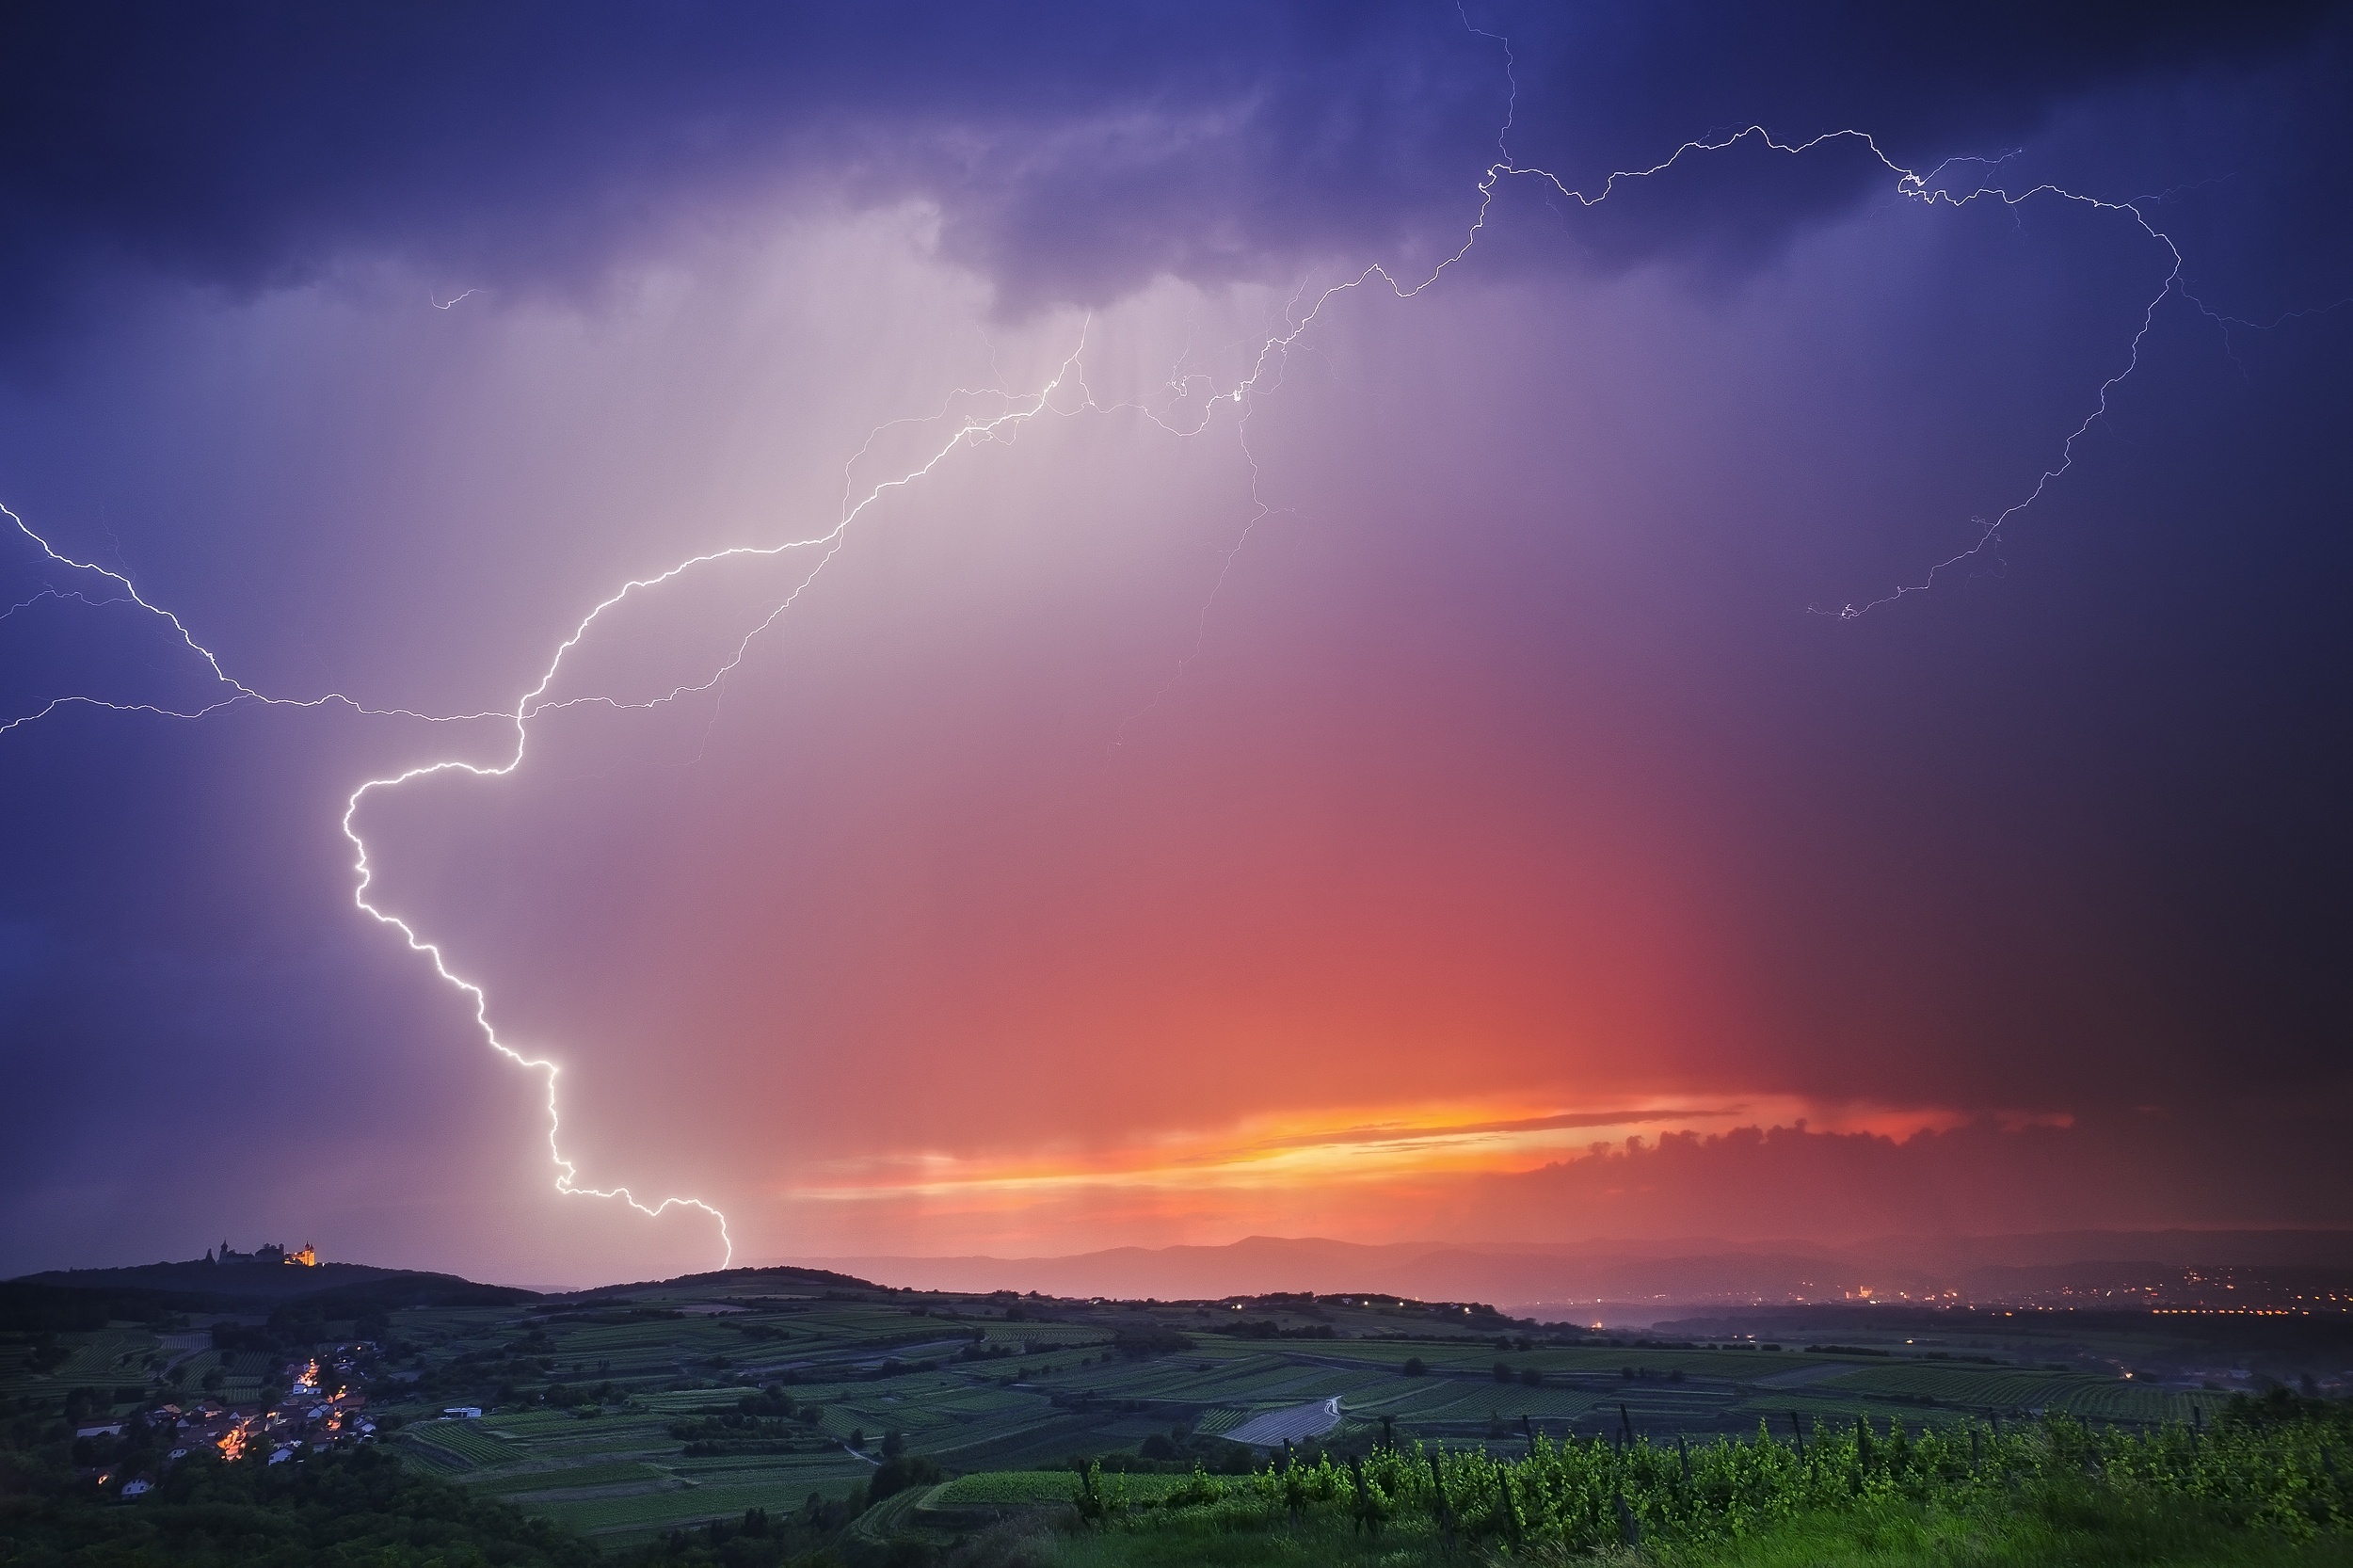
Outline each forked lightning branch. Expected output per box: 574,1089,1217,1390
0,41,2202,1266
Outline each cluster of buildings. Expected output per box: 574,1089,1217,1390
271,1349,379,1453
203,1239,320,1267
80,1344,377,1497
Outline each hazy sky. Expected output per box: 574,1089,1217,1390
2,2,2347,1288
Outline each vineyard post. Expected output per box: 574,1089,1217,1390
1789,1411,1805,1461
1614,1490,1643,1548
1677,1431,1690,1481
1620,1403,1635,1446
1429,1449,1454,1545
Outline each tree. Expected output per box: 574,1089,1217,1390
1112,1324,1193,1358
1494,1362,1513,1384
881,1428,905,1458
1402,1357,1425,1377
869,1452,941,1503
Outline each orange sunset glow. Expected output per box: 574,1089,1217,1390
0,0,2344,1298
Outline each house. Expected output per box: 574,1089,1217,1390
76,1424,124,1440
442,1406,482,1419
120,1478,154,1497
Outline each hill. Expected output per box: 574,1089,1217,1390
550,1262,883,1301
3,1258,535,1331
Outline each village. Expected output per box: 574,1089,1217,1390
72,1336,384,1496
64,1239,377,1497
74,1340,380,1496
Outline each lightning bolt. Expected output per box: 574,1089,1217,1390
1,502,510,736
0,19,2313,1270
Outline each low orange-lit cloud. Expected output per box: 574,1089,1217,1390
779,1096,2037,1208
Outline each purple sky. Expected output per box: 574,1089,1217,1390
1,1,2347,1288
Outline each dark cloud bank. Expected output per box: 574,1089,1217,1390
2,3,2349,1276
1,0,2343,345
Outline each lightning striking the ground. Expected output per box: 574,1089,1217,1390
0,24,2281,1269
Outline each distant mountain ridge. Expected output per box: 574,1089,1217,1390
18,1230,2349,1324
771,1229,2353,1311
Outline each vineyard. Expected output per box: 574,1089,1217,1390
475,1460,675,1498
44,1328,160,1387
1056,1410,2352,1556
2055,1382,2233,1425
305,1273,2349,1551
12,1257,2343,1561
1819,1364,2075,1406
403,1416,527,1467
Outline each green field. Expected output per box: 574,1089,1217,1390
311,1276,2328,1543
931,1470,1194,1507
6,1262,2345,1560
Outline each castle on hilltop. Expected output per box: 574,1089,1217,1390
206,1240,318,1267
